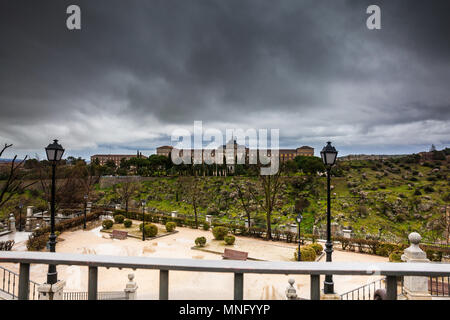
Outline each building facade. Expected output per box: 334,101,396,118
157,143,314,163
91,151,143,166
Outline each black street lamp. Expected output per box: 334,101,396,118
83,194,88,229
45,139,65,285
296,213,303,261
141,199,146,241
18,202,23,232
320,141,338,294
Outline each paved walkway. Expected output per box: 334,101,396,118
1,223,387,300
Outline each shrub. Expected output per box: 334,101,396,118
165,221,176,232
212,226,229,240
144,224,158,237
376,242,402,257
424,185,435,193
123,219,132,228
102,219,113,230
307,243,323,255
195,236,207,247
224,235,236,245
294,247,316,261
389,251,404,262
202,222,210,231
114,214,125,224
413,189,422,196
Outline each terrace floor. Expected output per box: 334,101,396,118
1,223,387,300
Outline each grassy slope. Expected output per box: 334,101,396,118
96,159,449,242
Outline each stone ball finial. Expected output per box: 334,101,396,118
408,232,422,245
128,273,135,281
288,278,295,286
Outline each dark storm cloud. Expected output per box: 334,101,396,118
0,0,449,158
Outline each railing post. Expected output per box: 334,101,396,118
386,276,397,300
159,270,169,300
88,266,98,300
18,263,30,300
234,273,244,300
310,274,320,300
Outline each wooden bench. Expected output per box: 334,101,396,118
222,248,248,261
110,230,128,240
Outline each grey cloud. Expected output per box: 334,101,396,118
0,0,449,157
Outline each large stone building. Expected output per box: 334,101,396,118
156,143,314,163
90,151,143,166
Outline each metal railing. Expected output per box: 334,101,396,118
1,251,450,300
0,265,40,300
340,277,386,300
63,291,126,300
429,276,450,297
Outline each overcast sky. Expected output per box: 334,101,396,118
0,0,449,160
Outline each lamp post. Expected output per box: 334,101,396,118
296,213,303,261
45,139,65,285
320,141,338,294
18,202,23,232
141,199,146,241
83,194,88,229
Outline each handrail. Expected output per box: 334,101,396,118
0,265,40,300
340,277,386,300
2,251,450,300
1,252,450,276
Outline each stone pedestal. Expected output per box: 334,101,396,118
205,215,212,225
320,291,341,300
342,229,353,239
8,213,16,232
442,255,450,263
115,204,121,210
124,274,138,300
86,202,92,214
289,224,297,234
171,211,178,218
401,232,432,300
38,280,66,300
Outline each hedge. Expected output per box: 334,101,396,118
111,209,450,261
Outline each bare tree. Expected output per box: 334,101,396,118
75,162,101,200
234,178,257,230
182,176,202,228
0,143,34,209
37,160,82,210
114,178,140,213
248,163,285,240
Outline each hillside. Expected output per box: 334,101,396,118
96,155,449,243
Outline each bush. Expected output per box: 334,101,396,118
195,236,207,247
102,219,113,230
307,243,323,255
212,226,229,240
413,189,422,196
224,235,235,245
294,247,316,261
202,222,210,231
114,214,125,224
166,221,176,232
144,224,158,237
123,219,132,228
376,242,403,257
389,251,404,262
424,185,435,193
